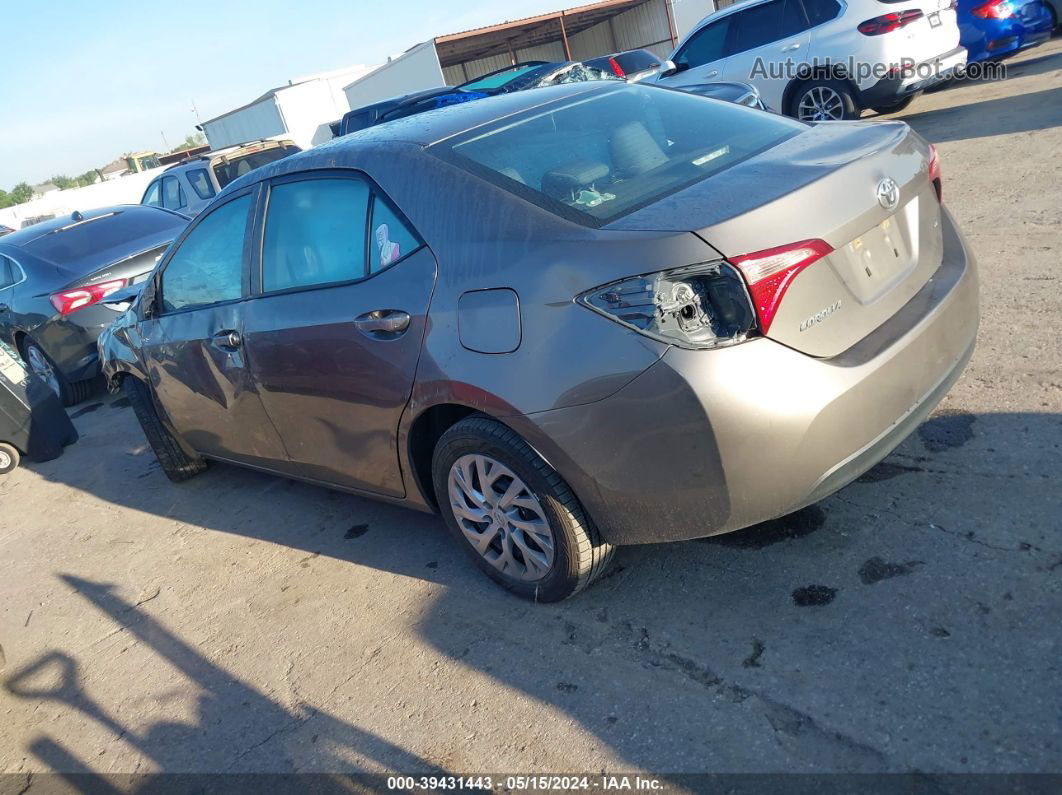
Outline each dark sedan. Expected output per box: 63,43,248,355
0,205,188,404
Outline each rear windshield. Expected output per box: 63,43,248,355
460,64,546,92
439,84,805,225
213,145,300,188
22,210,180,263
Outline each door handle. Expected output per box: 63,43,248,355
780,42,802,52
353,309,410,338
703,69,719,78
212,329,242,350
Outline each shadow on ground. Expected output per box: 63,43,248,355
6,405,1061,774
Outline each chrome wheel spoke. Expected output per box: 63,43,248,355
447,453,556,583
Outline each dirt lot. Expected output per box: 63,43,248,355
1,40,1060,783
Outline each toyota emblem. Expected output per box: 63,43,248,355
877,177,900,211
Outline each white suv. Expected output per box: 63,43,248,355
656,0,966,119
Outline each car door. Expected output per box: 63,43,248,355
720,0,811,112
242,172,437,497
0,255,22,346
660,15,735,87
161,175,189,215
138,187,288,465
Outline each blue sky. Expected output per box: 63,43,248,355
0,0,570,187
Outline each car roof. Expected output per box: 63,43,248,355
216,81,626,198
164,139,297,172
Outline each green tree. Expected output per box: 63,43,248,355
9,183,32,204
172,132,206,152
76,171,100,187
51,175,76,190
0,189,12,209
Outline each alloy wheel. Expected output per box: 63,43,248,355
798,86,845,121
447,453,555,582
26,345,60,398
0,448,11,470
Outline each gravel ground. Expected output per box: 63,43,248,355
1,39,1060,783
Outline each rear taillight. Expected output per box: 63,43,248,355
608,56,626,78
972,0,1012,17
729,240,834,334
928,143,942,202
858,9,924,34
50,278,127,316
578,262,757,348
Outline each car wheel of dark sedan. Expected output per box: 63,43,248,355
22,339,92,406
123,377,208,482
0,442,19,475
432,416,614,602
790,79,859,121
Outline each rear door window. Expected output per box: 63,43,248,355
160,194,251,312
262,178,371,292
802,0,842,25
186,168,216,200
0,256,17,289
727,0,809,55
675,18,732,68
161,176,186,211
369,196,421,273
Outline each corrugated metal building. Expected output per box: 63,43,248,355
200,64,378,151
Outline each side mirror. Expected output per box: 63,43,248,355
659,60,685,78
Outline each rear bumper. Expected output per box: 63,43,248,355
510,207,979,545
34,305,122,382
858,46,968,107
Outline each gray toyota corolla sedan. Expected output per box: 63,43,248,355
100,82,978,601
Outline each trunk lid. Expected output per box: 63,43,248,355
609,120,943,357
882,0,961,66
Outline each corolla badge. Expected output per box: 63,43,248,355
876,177,900,211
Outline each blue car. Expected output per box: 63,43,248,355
958,0,1053,62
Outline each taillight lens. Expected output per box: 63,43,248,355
972,0,1012,17
577,262,757,349
729,240,833,334
928,143,942,202
858,9,924,34
50,278,127,316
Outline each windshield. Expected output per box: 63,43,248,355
212,144,300,188
440,84,805,225
460,64,547,92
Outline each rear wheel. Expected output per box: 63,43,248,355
432,416,614,602
22,339,93,406
871,94,916,115
123,377,207,482
790,79,859,121
0,442,19,475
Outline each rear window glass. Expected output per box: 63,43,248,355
22,210,182,263
439,84,804,225
213,145,300,188
461,64,545,91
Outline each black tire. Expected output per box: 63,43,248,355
22,339,93,406
871,94,916,115
123,377,207,482
788,78,860,121
0,442,19,475
432,416,614,602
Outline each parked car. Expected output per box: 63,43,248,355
0,205,188,405
957,0,1052,61
676,80,769,109
338,87,487,137
583,48,667,82
1045,0,1061,26
655,0,967,119
101,81,977,601
141,139,301,217
458,60,622,95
